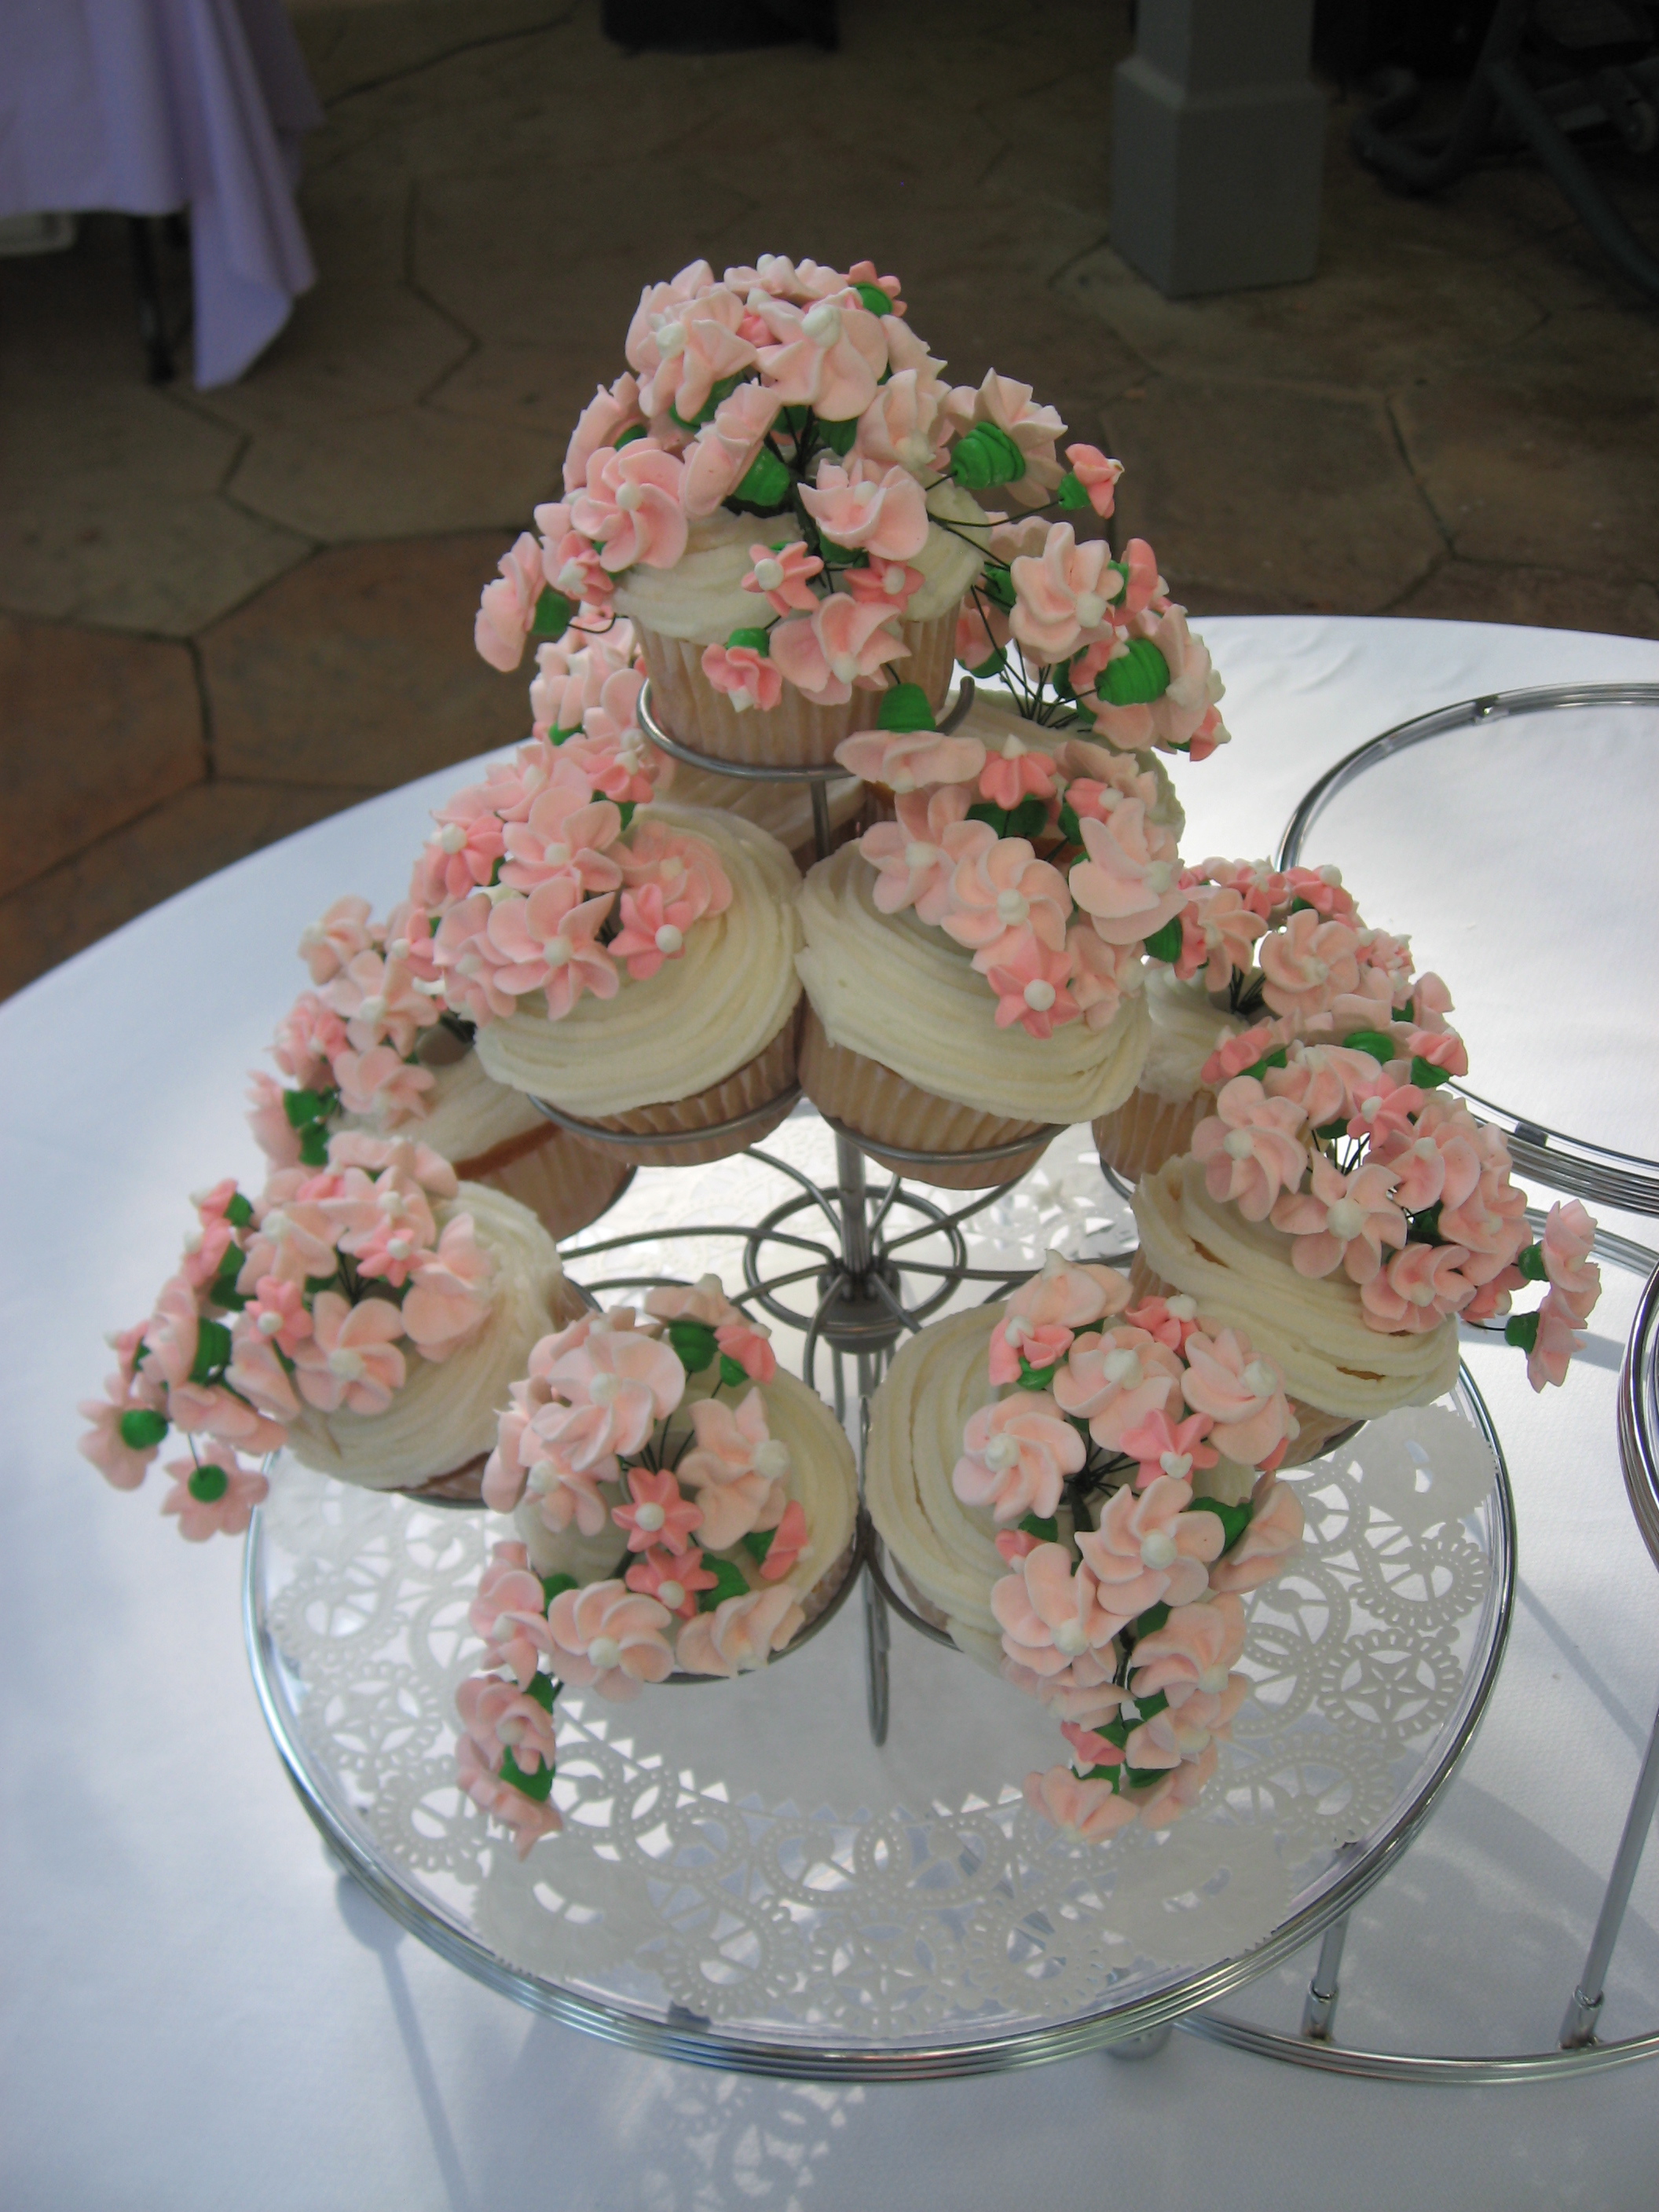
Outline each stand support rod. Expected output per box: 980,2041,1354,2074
1561,1693,1659,2047
1301,1911,1350,2042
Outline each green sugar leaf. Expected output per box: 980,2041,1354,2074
1143,915,1185,964
189,1318,233,1385
877,681,935,733
1056,471,1091,510
187,1463,229,1503
695,1553,752,1611
667,1318,719,1374
1017,1512,1059,1542
1190,1495,1252,1551
500,1747,555,1802
532,587,573,642
118,1408,169,1450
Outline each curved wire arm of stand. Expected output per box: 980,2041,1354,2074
1180,2009,1659,2084
527,1087,802,1150
1275,680,1659,1216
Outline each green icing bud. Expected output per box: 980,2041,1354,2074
119,1408,169,1450
965,800,1008,835
298,1122,331,1168
614,422,647,449
1057,801,1084,845
950,420,1027,490
1016,1357,1058,1390
742,1525,777,1566
224,1191,255,1228
526,1671,559,1712
188,1463,229,1503
1190,1495,1252,1552
877,682,935,733
718,1353,748,1388
1342,1029,1397,1064
818,535,865,567
1143,915,1185,964
1408,1201,1445,1245
980,563,1017,612
1095,637,1170,706
1506,1312,1541,1353
533,587,573,642
726,626,772,655
616,800,636,833
1056,470,1091,511
1412,1056,1454,1090
853,281,892,317
667,1318,719,1374
1017,1511,1060,1542
696,1553,752,1610
1517,1243,1548,1283
283,1087,324,1130
1131,1601,1170,1639
500,1747,555,1802
189,1318,233,1385
732,444,792,509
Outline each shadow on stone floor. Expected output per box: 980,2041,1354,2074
2,0,1656,998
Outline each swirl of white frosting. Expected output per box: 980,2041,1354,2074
472,806,803,1114
283,1182,573,1492
796,843,1150,1122
515,1367,858,1606
613,481,984,643
1139,969,1243,1104
864,1304,1008,1671
1133,1155,1460,1419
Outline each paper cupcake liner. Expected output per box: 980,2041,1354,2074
572,1006,801,1168
393,1452,488,1505
636,607,960,770
1094,1086,1211,1185
798,1530,859,1632
454,1122,633,1242
1126,1251,1367,1470
893,1554,953,1635
799,1008,1053,1189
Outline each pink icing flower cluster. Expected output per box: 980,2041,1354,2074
77,1137,497,1532
401,687,731,1031
458,1280,810,1851
1170,860,1602,1374
839,727,1187,1039
471,254,1224,739
953,1251,1305,1845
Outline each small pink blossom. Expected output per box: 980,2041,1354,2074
562,373,645,494
1178,1329,1293,1467
853,366,950,476
1179,884,1267,991
1346,1068,1427,1152
548,1579,675,1700
1090,607,1227,760
1269,1155,1407,1284
570,444,690,574
270,991,349,1090
1009,523,1125,662
546,1328,686,1459
844,558,925,614
991,1544,1128,1679
498,770,624,896
1053,1327,1183,1454
470,1544,558,1688
1528,1290,1589,1390
1024,1766,1137,1843
401,1215,494,1361
952,1393,1086,1525
950,372,1066,507
144,1275,200,1392
644,1276,741,1330
456,1733,563,1856
1192,1077,1309,1221
246,1071,302,1167
680,381,781,515
1200,1021,1287,1090
742,537,823,616
474,533,544,673
989,1253,1130,1382
981,930,1080,1039
291,1292,407,1415
1258,908,1361,1020
1117,1406,1219,1491
455,1672,560,1778
1067,925,1141,1032
701,641,785,713
955,595,1009,672
1063,444,1124,518
612,1465,703,1557
940,835,1069,955
715,1317,777,1382
1123,1295,1202,1355
1076,1475,1225,1616
1208,1474,1305,1595
77,1382,163,1491
1361,1243,1476,1334
753,291,886,419
298,895,375,986
159,1452,269,1541
857,786,973,918
977,734,1058,812
1541,1199,1602,1323
333,1047,434,1125
610,865,718,980
801,459,929,562
485,879,619,1020
756,1497,808,1582
768,594,907,705
1127,1592,1247,1706
624,1545,718,1620
676,1585,806,1676
1263,1042,1385,1133
676,1390,792,1550
1067,803,1185,947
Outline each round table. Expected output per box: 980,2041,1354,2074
6,617,1658,2210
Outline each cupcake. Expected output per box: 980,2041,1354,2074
404,718,804,1166
1123,895,1604,1459
248,892,632,1242
454,1276,858,1852
76,1133,586,1522
866,1249,1306,1844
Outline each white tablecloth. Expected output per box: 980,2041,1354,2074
4,618,1658,2210
0,0,320,386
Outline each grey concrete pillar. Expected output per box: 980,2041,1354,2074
1111,0,1327,297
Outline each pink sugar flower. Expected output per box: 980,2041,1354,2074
857,789,974,923
541,529,615,611
1123,1295,1202,1356
1200,1021,1287,1090
1180,884,1267,992
1066,925,1141,1033
1209,1474,1305,1595
1541,1199,1601,1322
1376,1109,1483,1221
468,1544,556,1687
530,630,632,738
223,1327,300,1423
715,1317,777,1382
455,1672,560,1779
546,1580,674,1701
676,1390,792,1551
416,793,508,906
836,731,986,800
612,1465,703,1557
1127,1592,1247,1706
246,1071,302,1168
853,366,950,476
1117,1406,1219,1491
1064,443,1124,518
617,819,732,910
520,1421,616,1536
701,641,785,714
1361,1243,1476,1334
456,1732,564,1856
329,947,441,1059
164,1382,284,1456
270,991,348,1090
1090,608,1228,760
570,443,689,574
77,1381,164,1491
610,870,714,980
950,372,1066,506
499,775,624,896
547,1328,686,1458
995,1528,1042,1565
982,931,1081,1038
160,1452,269,1542
1440,1161,1529,1269
1009,523,1125,662
1258,907,1361,1020
1528,1289,1590,1390
1283,865,1359,921
562,372,645,494
1053,1327,1183,1454
940,836,1069,955
645,1275,740,1330
987,1317,1075,1387
401,1215,494,1361
991,1544,1128,1678
1179,1328,1293,1468
1124,1680,1246,1774
742,537,824,617
977,733,1058,812
844,558,925,614
625,259,718,361
953,1393,1086,1525
801,458,929,563
637,288,757,423
988,1254,1130,1383
753,291,886,419
1192,1077,1309,1221
756,1497,808,1582
624,1545,719,1620
565,723,665,811
1067,802,1185,947
1269,1156,1407,1285
1024,1766,1138,1843
474,532,544,673
1059,1711,1133,1770
1346,1068,1427,1152
144,1274,201,1392
1404,1025,1470,1079
1263,1042,1385,1134
485,880,619,1020
679,380,781,515
1131,1741,1221,1827
676,1585,806,1676
332,1047,434,1125
298,895,375,986
955,595,1010,672
291,1292,407,1415
768,594,908,705
1078,1474,1225,1616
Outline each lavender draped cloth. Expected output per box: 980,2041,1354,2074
0,0,323,386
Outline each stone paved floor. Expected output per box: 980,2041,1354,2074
3,0,1657,998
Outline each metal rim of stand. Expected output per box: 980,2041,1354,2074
1276,680,1659,1218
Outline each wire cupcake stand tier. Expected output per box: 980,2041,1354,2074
242,686,1659,2083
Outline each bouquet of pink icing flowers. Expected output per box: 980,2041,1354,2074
77,1137,500,1537
1170,860,1601,1369
456,1279,849,1855
957,1252,1304,1843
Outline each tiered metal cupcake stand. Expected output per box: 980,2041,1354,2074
244,682,1659,2082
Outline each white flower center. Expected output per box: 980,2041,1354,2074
881,563,907,592
655,320,687,357
527,1458,558,1494
1306,958,1330,984
615,483,644,513
258,1311,283,1337
1361,1094,1384,1119
387,1236,412,1262
1140,1530,1177,1570
904,841,937,871
1144,861,1174,894
457,953,482,977
1243,1360,1278,1397
753,558,785,591
754,1439,792,1479
1414,1138,1438,1160
1224,1128,1255,1160
1073,590,1106,631
996,889,1031,925
1024,980,1056,1011
654,924,684,954
389,938,410,961
658,1580,685,1610
802,300,841,345
853,482,877,506
543,840,571,868
588,1634,623,1670
1053,1617,1088,1657
1166,1295,1198,1320
1159,1451,1192,1480
588,1372,621,1404
1197,1663,1229,1695
328,1347,366,1381
1327,1197,1366,1242
545,936,573,969
1104,1348,1143,1388
556,561,588,596
634,1501,666,1533
981,1434,1019,1470
357,994,385,1024
830,652,861,684
438,823,466,854
1408,1276,1437,1306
